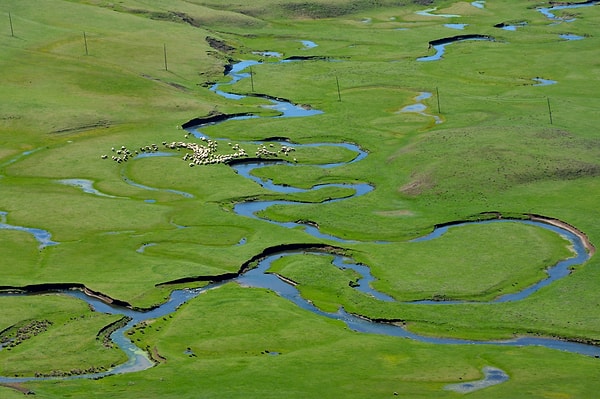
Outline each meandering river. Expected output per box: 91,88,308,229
0,51,597,388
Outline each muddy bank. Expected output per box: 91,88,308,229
283,55,330,61
156,243,344,287
529,213,596,255
205,36,235,53
225,157,281,166
96,316,132,348
181,112,255,129
430,212,595,256
428,34,494,47
0,283,132,309
155,272,239,287
0,382,34,395
238,243,344,274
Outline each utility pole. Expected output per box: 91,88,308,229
9,12,14,37
436,87,441,114
83,32,88,55
163,43,168,71
547,97,553,124
336,76,341,101
250,67,254,91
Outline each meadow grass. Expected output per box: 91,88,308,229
1,0,600,397
0,294,125,377
20,284,600,399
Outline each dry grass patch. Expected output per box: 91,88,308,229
375,209,415,216
399,172,436,196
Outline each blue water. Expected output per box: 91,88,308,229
444,366,508,393
300,40,318,49
560,33,584,40
417,37,494,62
57,179,119,198
537,1,600,22
1,57,597,386
252,51,282,58
533,77,557,86
409,219,589,304
0,211,59,249
444,23,468,30
399,92,442,124
497,22,527,31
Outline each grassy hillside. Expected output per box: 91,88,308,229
1,0,599,397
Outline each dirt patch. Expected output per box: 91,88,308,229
529,214,596,256
141,74,189,91
49,120,111,134
439,1,485,15
151,346,167,363
375,210,414,217
206,36,236,53
399,173,435,196
0,383,34,395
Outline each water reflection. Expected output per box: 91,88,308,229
0,211,59,249
560,33,584,40
57,179,118,198
300,40,318,49
444,366,509,393
532,77,557,86
444,23,467,30
1,52,597,389
398,92,442,124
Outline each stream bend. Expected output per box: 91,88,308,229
0,58,597,385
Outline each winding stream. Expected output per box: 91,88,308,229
0,211,58,249
398,91,442,124
537,0,600,22
417,35,495,62
0,55,597,387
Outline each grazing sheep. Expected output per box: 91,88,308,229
105,137,293,168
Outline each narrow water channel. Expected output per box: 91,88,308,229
0,55,596,386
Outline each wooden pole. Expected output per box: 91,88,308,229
436,87,441,114
547,97,553,124
83,31,88,55
163,43,168,71
250,66,254,92
9,12,14,37
336,76,341,101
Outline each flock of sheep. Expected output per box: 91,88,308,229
101,144,159,163
101,136,297,166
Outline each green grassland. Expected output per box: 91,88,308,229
1,0,600,397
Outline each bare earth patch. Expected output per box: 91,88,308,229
439,1,485,16
375,210,414,217
399,172,435,196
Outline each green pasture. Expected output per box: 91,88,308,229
1,0,600,397
0,294,125,377
17,284,600,398
272,222,573,305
